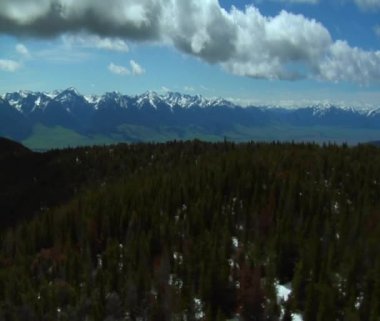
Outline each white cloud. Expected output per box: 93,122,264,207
354,0,380,10
63,34,129,53
130,60,145,75
318,40,380,84
0,59,21,72
0,0,379,84
324,43,380,85
108,62,130,75
108,61,145,76
15,43,30,57
217,7,332,80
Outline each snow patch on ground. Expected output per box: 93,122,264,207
193,297,205,320
276,282,292,303
232,236,239,248
275,282,304,321
292,313,303,321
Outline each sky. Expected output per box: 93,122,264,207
0,0,380,107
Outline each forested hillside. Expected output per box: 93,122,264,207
0,140,379,321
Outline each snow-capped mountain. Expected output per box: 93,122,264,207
54,87,83,106
136,91,165,109
3,91,52,114
94,92,130,110
1,89,241,114
3,88,378,116
162,92,237,109
1,88,380,146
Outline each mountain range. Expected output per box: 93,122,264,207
1,88,380,149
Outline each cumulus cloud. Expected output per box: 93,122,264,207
0,0,162,39
63,34,129,52
130,60,145,75
219,7,331,80
318,41,380,84
0,59,21,72
15,43,30,57
0,0,379,84
108,62,130,76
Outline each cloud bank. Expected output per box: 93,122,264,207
0,0,379,83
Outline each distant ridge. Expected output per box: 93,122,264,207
1,88,380,148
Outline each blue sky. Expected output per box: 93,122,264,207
0,0,379,107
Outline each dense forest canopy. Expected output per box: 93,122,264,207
0,139,379,321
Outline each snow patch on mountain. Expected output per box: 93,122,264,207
136,91,162,109
96,92,130,110
84,95,101,105
2,88,380,117
54,88,82,104
162,92,236,109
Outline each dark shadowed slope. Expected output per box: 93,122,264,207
0,136,32,157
